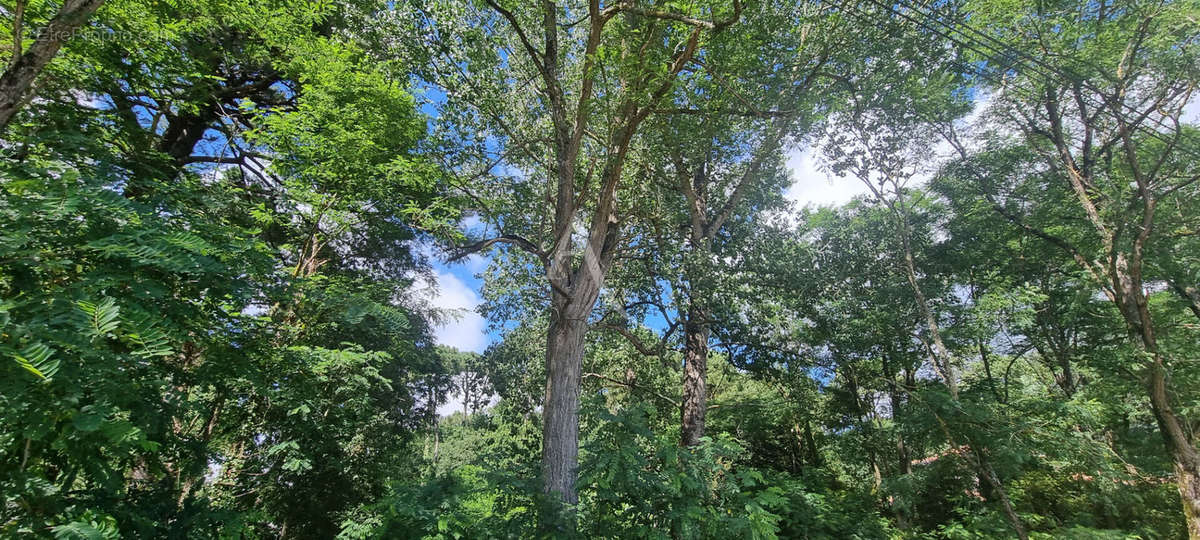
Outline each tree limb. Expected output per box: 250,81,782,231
450,234,547,263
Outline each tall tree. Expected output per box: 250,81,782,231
1,1,457,535
815,12,1030,533
938,0,1200,532
388,0,745,508
604,1,842,447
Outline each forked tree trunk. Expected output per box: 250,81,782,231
0,0,106,130
680,303,709,447
472,0,722,524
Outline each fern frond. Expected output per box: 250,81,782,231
0,300,12,330
87,232,218,275
368,303,411,332
165,231,213,254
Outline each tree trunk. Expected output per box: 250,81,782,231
885,352,911,478
1055,347,1077,397
1174,453,1200,540
803,419,821,467
0,0,105,130
157,102,221,162
1128,291,1200,538
1155,373,1200,539
894,212,1028,537
1110,251,1200,538
541,299,588,507
892,388,911,477
900,234,957,398
1168,278,1200,322
680,302,709,447
974,449,1028,540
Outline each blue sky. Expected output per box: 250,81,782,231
424,145,871,416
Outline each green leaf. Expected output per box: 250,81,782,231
283,457,313,472
73,407,105,432
77,297,121,340
124,311,173,359
51,516,120,540
12,342,59,380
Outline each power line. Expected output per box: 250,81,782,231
819,0,1199,163
887,0,1194,146
879,0,1193,157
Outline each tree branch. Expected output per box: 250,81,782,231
483,0,545,74
653,107,797,118
584,372,679,406
450,234,547,263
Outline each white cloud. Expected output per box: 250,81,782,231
1183,95,1200,126
71,90,105,109
784,148,870,208
462,253,489,274
784,95,996,209
436,393,464,417
412,271,488,353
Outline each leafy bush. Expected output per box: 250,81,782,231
346,402,787,539
578,403,784,539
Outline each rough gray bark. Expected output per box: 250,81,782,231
0,0,105,130
540,293,591,505
940,67,1199,532
456,1,738,521
525,8,708,511
680,302,709,447
1044,87,1198,537
671,109,802,448
1114,255,1200,539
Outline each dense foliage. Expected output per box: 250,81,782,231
1,0,1196,538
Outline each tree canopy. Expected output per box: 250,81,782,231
1,0,1197,538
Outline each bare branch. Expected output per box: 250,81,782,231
450,234,546,263
614,0,742,31
616,4,717,28
584,372,679,406
185,155,246,165
653,107,797,118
